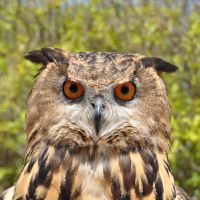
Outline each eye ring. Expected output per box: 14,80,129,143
63,80,85,99
114,81,136,101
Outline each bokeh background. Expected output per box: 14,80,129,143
0,0,200,199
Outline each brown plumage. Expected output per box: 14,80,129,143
0,48,190,200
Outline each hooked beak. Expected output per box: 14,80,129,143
94,104,102,134
92,98,105,135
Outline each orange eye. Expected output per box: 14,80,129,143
63,80,85,99
114,81,136,101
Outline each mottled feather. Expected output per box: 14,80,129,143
0,48,190,200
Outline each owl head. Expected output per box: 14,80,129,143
25,48,178,158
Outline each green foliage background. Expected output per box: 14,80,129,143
0,0,199,199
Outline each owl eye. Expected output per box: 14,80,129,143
63,80,85,99
114,81,136,101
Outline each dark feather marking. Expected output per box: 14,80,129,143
119,59,133,69
69,147,78,155
111,63,118,73
71,186,81,200
135,177,154,197
176,186,190,200
33,139,41,147
119,153,135,199
26,158,36,173
59,156,76,200
63,164,75,199
102,152,123,200
121,194,130,200
28,149,49,198
155,176,164,200
135,62,142,72
27,174,38,199
140,150,158,183
78,52,91,60
26,140,41,160
27,146,67,199
28,130,38,143
135,150,159,197
172,185,176,199
141,177,153,196
27,147,53,199
111,176,121,200
16,197,24,200
55,145,67,163
105,52,117,61
145,170,155,187
41,172,53,189
37,147,51,185
30,140,41,152
135,181,141,198
103,153,112,184
87,55,97,66
163,159,172,175
163,164,169,176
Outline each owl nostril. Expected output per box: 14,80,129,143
91,103,105,110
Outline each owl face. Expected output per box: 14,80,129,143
25,48,178,153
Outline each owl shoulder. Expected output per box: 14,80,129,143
175,186,191,200
0,186,15,200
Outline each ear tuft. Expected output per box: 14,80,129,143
24,47,69,65
140,57,178,73
24,50,49,65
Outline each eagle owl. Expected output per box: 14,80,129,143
0,48,190,200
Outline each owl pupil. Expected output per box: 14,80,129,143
70,84,78,93
121,86,129,94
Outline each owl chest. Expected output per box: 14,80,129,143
72,162,112,200
71,153,175,200
14,149,175,200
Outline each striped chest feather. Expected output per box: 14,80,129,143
13,145,175,200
